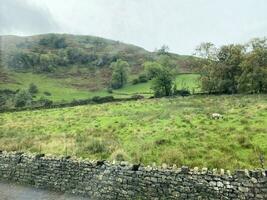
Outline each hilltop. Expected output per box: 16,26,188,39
0,34,199,102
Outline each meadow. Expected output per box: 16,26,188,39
0,94,266,170
0,72,200,101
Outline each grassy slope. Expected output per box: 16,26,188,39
0,72,200,101
1,94,266,170
110,74,200,96
0,34,198,98
0,72,109,102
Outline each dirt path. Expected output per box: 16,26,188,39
0,182,89,200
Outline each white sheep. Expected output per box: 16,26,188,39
211,113,223,119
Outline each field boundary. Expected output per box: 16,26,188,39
0,151,266,199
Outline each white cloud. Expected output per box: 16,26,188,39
0,0,59,35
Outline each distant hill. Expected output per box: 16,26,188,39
0,33,198,95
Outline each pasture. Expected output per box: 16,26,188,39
0,94,266,170
0,72,200,101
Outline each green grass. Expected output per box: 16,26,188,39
0,94,266,170
0,72,200,101
0,72,110,102
114,74,200,96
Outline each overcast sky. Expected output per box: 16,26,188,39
1,0,267,54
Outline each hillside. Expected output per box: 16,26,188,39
1,94,266,170
0,34,199,102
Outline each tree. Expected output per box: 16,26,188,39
39,54,55,72
238,38,267,93
194,42,217,60
143,61,162,79
145,62,175,97
28,83,38,94
157,45,170,55
110,59,129,89
196,42,245,94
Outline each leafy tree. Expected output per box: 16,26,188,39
238,38,267,93
143,61,163,79
146,62,175,97
194,42,217,60
7,51,39,71
196,37,267,94
196,43,245,94
14,90,32,107
38,53,56,72
28,83,38,94
110,59,129,89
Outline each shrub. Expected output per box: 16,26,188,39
92,96,114,103
39,97,53,107
14,90,32,107
28,83,38,94
132,78,139,85
107,88,113,94
43,91,52,96
132,74,148,85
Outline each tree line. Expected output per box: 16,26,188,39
195,37,267,94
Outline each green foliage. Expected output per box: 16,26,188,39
145,61,175,97
238,38,267,93
14,90,32,107
151,68,174,97
196,37,267,94
7,51,39,71
28,83,38,94
39,34,67,49
132,74,148,85
110,59,129,89
143,61,163,79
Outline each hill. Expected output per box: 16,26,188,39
0,34,199,102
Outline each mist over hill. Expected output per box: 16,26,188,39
0,33,196,71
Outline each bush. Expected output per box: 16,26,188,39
39,97,53,107
14,90,32,107
107,88,113,94
43,91,52,96
132,74,148,85
28,83,38,94
92,96,114,103
132,78,139,85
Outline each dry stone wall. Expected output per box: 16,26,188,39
0,151,266,200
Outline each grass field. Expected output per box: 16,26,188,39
0,72,110,102
111,74,200,96
0,72,200,101
0,94,266,170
